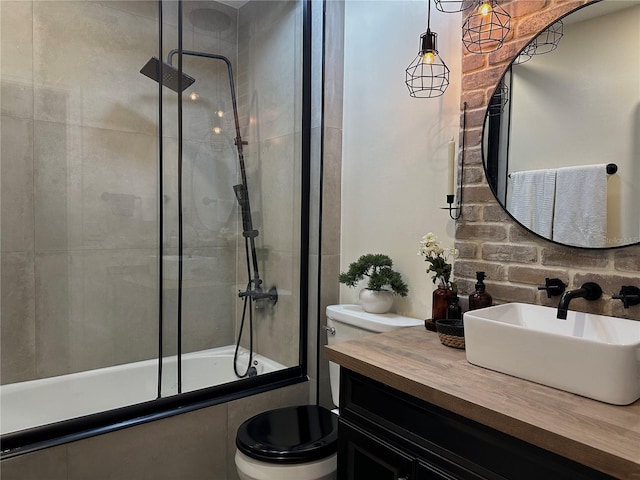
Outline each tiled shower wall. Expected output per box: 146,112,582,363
454,0,640,319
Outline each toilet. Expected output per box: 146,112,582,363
235,304,423,480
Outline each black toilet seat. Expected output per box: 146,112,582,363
236,405,338,464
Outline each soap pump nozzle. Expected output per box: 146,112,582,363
475,271,486,291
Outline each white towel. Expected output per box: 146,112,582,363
508,169,556,238
553,164,607,247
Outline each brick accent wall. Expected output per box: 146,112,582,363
454,0,640,319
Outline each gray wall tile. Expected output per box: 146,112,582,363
0,444,68,480
67,404,228,480
34,252,70,377
1,252,36,383
1,80,33,119
1,116,34,254
0,1,33,82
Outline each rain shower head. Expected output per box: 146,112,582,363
140,57,195,93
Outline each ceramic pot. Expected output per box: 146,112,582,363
359,289,394,314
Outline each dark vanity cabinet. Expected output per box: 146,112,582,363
339,422,414,480
337,369,616,480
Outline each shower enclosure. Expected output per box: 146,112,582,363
0,0,309,454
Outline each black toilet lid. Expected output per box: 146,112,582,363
236,405,338,464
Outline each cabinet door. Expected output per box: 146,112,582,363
416,461,463,480
339,421,413,480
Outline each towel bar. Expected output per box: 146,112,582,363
508,163,618,178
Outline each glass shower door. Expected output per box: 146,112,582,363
157,0,305,396
0,0,162,433
0,0,307,446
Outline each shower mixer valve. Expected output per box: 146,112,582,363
238,286,278,305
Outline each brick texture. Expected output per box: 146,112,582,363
463,185,498,203
456,223,508,242
614,246,640,272
453,0,640,318
482,204,510,222
463,166,485,185
488,283,537,304
508,266,569,286
541,247,609,269
462,146,483,166
455,241,478,259
482,244,538,263
462,52,486,72
461,89,486,110
509,0,546,18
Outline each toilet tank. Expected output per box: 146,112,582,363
325,304,423,408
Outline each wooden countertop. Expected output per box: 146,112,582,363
325,326,640,480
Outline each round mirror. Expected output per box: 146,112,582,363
482,0,640,249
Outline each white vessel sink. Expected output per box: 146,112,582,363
463,303,640,405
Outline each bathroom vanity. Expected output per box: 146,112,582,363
325,327,640,480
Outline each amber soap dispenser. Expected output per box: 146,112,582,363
469,271,492,310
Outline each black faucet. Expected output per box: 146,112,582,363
556,282,602,319
537,278,566,298
612,286,640,309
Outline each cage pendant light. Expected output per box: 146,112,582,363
434,0,474,13
513,48,532,65
514,19,563,65
526,20,563,56
487,79,509,116
462,0,511,54
405,0,450,98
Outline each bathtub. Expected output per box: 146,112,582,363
0,346,284,435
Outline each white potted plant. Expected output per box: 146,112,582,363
339,254,409,313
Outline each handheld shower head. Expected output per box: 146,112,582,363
140,57,195,93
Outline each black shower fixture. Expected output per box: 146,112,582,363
141,49,262,295
140,57,195,93
140,50,277,379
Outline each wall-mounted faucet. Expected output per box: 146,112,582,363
612,286,640,309
537,278,566,298
239,286,278,307
556,282,602,319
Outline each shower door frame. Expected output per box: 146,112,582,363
0,0,312,459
